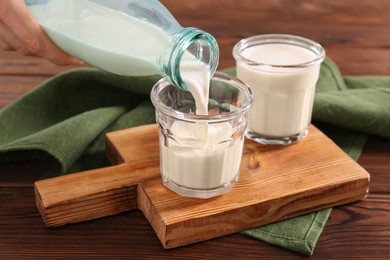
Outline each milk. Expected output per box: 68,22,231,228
159,58,243,191
180,58,211,115
237,43,320,138
28,0,169,75
161,121,243,190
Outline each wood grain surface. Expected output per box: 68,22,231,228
1,0,390,258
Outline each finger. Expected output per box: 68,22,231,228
0,20,27,53
0,21,16,51
38,34,84,66
0,37,13,51
0,0,39,54
0,22,14,51
1,0,83,65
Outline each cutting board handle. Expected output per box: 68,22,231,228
34,161,160,227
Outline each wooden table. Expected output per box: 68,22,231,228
1,0,389,258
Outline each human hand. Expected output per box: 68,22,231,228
0,0,83,66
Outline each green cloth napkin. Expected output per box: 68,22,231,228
0,58,389,255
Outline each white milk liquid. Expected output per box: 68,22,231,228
237,44,320,137
28,0,169,75
29,0,240,190
161,60,243,190
161,120,244,190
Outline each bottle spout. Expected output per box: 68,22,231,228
162,27,219,91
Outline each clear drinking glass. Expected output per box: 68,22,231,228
151,72,253,198
233,34,325,145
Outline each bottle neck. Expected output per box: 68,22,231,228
160,27,219,91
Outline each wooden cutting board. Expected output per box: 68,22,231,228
34,124,370,249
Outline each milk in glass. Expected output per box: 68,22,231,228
151,69,252,198
161,59,243,192
234,34,325,145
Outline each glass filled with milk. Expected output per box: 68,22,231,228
233,34,325,145
151,72,253,199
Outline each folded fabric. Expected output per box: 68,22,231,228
0,58,388,255
0,70,159,175
314,58,390,139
